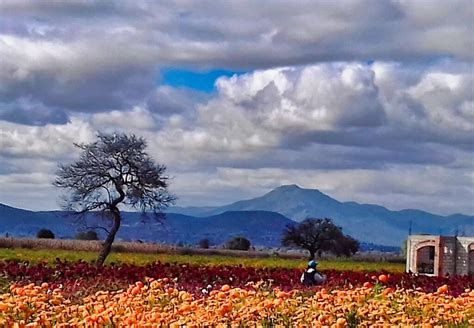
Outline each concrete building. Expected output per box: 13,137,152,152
406,235,474,276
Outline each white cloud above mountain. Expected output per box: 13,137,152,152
154,62,472,161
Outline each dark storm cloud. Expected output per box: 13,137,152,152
0,103,69,126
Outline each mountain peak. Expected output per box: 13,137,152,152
268,184,337,204
271,184,326,196
275,184,302,191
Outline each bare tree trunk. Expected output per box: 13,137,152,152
96,209,121,266
308,249,315,260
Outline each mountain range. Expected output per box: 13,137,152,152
0,185,472,249
0,204,292,247
169,185,474,246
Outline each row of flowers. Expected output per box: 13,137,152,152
1,278,473,326
1,260,472,298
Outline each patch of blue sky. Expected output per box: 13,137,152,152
160,68,246,93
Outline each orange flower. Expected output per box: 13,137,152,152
363,282,372,288
0,280,472,325
131,286,141,295
218,303,232,316
378,274,388,283
437,284,448,294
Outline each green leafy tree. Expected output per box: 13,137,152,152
282,218,359,260
225,236,251,251
36,229,55,239
198,238,210,249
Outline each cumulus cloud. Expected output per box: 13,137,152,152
0,34,156,114
154,62,472,163
217,64,386,130
408,72,473,131
0,118,94,158
92,106,156,131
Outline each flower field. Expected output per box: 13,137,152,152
1,260,473,326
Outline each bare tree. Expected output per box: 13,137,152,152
54,132,175,266
282,218,359,260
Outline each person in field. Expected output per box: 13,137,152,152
300,260,326,286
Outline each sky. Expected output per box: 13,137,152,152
0,0,473,216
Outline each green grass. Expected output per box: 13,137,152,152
0,247,406,272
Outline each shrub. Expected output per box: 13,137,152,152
177,247,194,255
36,229,55,239
225,236,251,251
198,238,210,249
75,230,99,240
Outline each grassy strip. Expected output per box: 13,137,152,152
0,247,406,272
0,238,307,259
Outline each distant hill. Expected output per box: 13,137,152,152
168,185,474,246
0,203,76,238
0,203,293,247
120,210,294,246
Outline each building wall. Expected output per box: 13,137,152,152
407,235,474,276
469,246,474,275
456,237,474,276
440,236,456,276
406,235,440,276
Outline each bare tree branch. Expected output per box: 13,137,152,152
54,132,176,266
